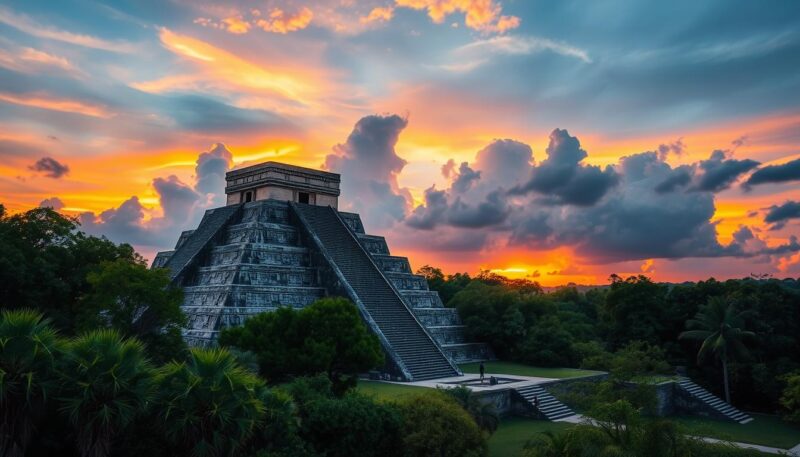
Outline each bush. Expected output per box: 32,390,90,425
780,371,800,424
398,392,488,457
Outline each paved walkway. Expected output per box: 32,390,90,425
381,373,557,392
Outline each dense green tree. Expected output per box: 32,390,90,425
300,392,403,457
58,330,153,457
602,275,668,349
220,297,383,394
79,259,186,363
780,371,800,424
398,392,488,457
0,207,138,333
0,310,64,457
153,348,267,457
417,265,472,305
680,297,755,404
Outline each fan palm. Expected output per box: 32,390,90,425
679,297,754,404
153,348,267,457
58,329,154,457
0,310,63,457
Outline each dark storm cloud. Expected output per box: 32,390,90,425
39,197,65,210
690,150,759,192
29,157,70,178
451,162,480,193
511,129,618,206
655,167,691,193
325,114,412,229
744,158,800,188
764,200,800,230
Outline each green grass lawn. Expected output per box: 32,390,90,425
461,361,604,379
356,380,429,401
488,417,573,457
674,414,800,449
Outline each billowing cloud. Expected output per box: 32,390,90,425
195,143,234,205
765,201,800,230
29,157,69,178
511,129,618,206
39,197,64,210
690,150,759,192
77,144,233,256
325,114,412,229
395,0,520,33
744,158,800,189
653,150,760,193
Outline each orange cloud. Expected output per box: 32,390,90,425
0,91,112,118
136,28,321,108
361,6,395,24
395,0,520,33
256,7,313,34
221,16,251,34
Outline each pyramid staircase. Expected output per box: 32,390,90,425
291,203,460,381
514,384,576,421
677,377,753,424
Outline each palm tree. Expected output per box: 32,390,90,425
680,297,754,404
0,310,63,457
58,329,153,457
153,348,267,457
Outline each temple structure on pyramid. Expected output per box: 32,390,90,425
153,161,492,381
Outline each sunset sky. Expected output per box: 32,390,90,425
1,0,799,285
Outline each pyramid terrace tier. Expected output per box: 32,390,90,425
412,307,462,326
442,343,495,363
182,284,326,308
240,200,291,224
193,264,319,287
371,254,413,274
356,234,390,255
385,272,429,291
426,325,469,345
400,290,445,308
208,244,310,267
224,221,299,245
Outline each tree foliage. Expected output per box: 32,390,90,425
397,391,488,457
153,348,267,457
219,297,383,395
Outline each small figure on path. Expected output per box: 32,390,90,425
479,361,485,384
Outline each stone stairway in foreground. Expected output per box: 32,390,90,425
341,214,493,364
292,203,459,381
677,378,753,424
514,385,576,421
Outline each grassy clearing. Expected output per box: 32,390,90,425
356,380,429,401
674,414,800,449
488,417,573,457
461,361,604,379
